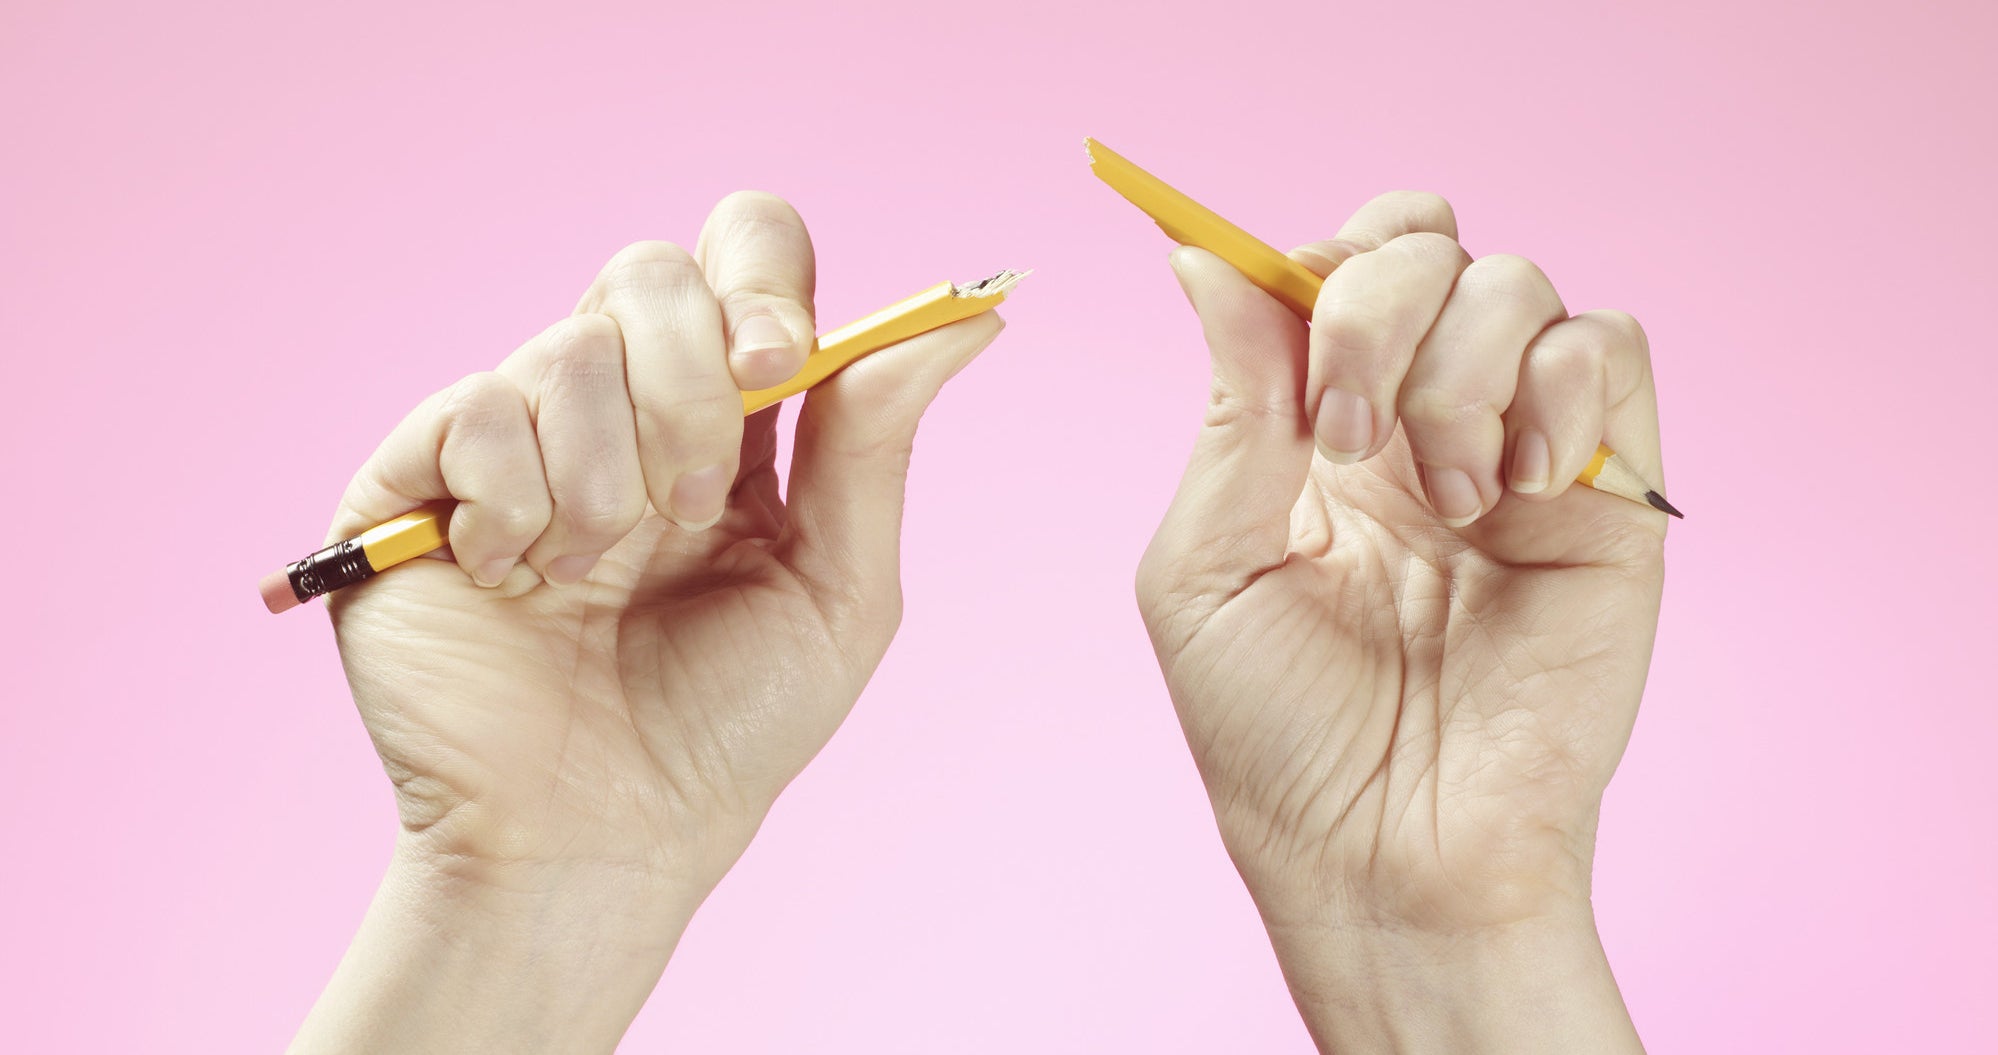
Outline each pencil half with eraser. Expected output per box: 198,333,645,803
260,269,1028,614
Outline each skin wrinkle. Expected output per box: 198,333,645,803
296,193,1031,1055
1176,421,1646,931
1317,698,1397,884
775,536,879,675
1263,730,1336,864
707,598,797,756
295,176,1664,1052
1198,635,1310,791
1186,596,1336,866
613,626,704,869
1125,194,1661,1049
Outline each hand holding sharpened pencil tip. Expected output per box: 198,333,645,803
1087,137,1679,521
286,192,1013,1052
1127,171,1658,1048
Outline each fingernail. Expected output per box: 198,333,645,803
1511,429,1552,494
1423,466,1484,527
669,464,729,529
545,554,596,586
730,315,799,389
1294,239,1366,275
472,558,512,588
1313,389,1374,463
735,311,795,355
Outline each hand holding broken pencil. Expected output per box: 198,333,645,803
289,191,1018,1052
287,144,1669,1055
1111,146,1658,1053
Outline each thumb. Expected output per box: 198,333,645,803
1138,247,1313,633
781,311,1004,635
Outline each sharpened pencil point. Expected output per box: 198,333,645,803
1645,491,1684,519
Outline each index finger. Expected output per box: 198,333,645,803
1290,190,1461,276
697,191,818,393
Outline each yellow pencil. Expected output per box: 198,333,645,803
260,270,1028,614
1085,137,1680,520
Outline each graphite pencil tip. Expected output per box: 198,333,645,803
1645,490,1685,519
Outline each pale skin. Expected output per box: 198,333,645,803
1141,192,1662,1051
293,191,1004,1052
294,190,1663,1053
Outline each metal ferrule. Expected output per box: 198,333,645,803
284,538,376,602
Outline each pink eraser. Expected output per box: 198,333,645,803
260,570,302,614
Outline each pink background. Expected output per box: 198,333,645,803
4,1,1994,1050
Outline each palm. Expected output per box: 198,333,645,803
329,456,871,886
1162,434,1664,929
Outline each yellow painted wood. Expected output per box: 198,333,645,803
741,279,1008,413
333,276,1016,580
1086,137,1671,513
1086,138,1324,319
358,502,450,571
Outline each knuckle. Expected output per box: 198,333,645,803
1522,339,1606,401
703,192,815,302
1314,300,1399,359
1397,385,1484,431
1587,308,1648,351
559,488,640,542
485,498,548,542
1381,190,1457,236
664,385,743,422
721,292,806,331
538,315,627,393
1381,230,1464,265
545,313,624,363
831,430,915,466
439,372,523,431
1462,252,1547,289
1576,310,1653,400
637,389,742,453
602,240,701,293
1525,331,1606,378
1457,254,1561,314
794,403,914,465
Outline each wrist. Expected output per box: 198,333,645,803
379,763,753,904
291,842,701,1054
1218,803,1602,937
386,833,700,951
1262,909,1643,1054
391,822,707,911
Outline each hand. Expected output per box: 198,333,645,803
294,192,1002,1053
1137,193,1663,1050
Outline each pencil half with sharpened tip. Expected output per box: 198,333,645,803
1083,136,1683,520
1579,445,1684,519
